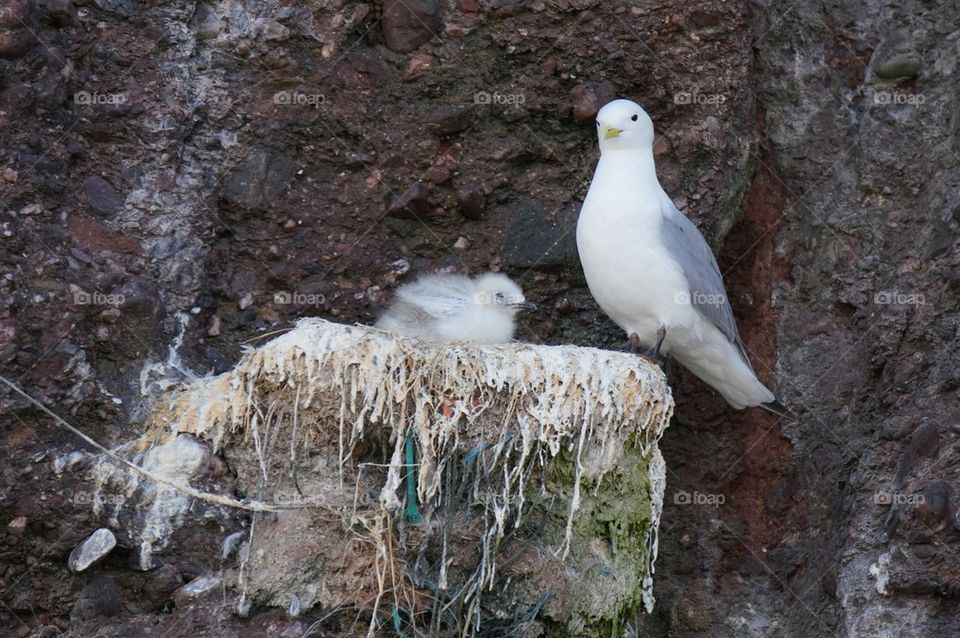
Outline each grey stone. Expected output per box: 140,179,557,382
68,528,117,572
220,147,296,211
174,574,222,608
874,53,922,80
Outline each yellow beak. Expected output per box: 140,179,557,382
601,125,622,140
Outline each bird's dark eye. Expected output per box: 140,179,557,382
596,121,600,127
495,293,505,301
631,114,639,121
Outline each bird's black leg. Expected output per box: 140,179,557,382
629,333,641,354
646,325,667,360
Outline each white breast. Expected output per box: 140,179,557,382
576,165,691,345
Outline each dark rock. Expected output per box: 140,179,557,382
109,277,161,322
382,0,441,53
93,0,134,18
455,185,484,218
914,481,953,528
81,176,123,217
426,104,473,136
139,563,183,612
46,0,80,27
345,152,375,169
203,345,233,375
892,422,939,490
220,147,296,211
386,182,432,219
71,575,123,622
925,231,956,260
502,199,578,271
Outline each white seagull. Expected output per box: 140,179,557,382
576,98,787,415
376,272,535,343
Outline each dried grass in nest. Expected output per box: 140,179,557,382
140,318,673,635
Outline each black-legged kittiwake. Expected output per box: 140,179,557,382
376,272,535,343
576,98,788,416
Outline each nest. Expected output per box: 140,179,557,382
131,318,673,635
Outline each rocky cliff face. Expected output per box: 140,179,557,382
0,0,957,636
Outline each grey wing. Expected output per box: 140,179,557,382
658,196,752,368
376,299,436,337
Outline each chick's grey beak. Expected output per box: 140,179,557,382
510,301,537,311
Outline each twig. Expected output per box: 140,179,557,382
0,375,281,513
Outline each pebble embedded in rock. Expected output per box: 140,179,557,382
386,182,431,218
174,574,222,608
46,0,79,26
382,0,441,53
455,185,484,218
94,0,134,18
873,54,922,80
220,147,296,211
0,0,33,29
82,176,123,218
68,528,117,572
207,315,221,337
427,105,473,136
71,575,122,622
0,30,35,58
424,162,452,184
404,53,434,80
570,81,615,123
502,199,578,270
653,134,671,157
914,481,953,528
7,516,26,536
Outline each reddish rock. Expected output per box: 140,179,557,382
67,214,142,255
569,80,615,123
403,53,434,80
